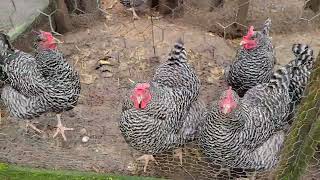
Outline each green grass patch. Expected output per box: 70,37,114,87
0,163,166,180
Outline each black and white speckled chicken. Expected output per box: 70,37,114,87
199,44,314,170
120,0,150,19
33,31,81,141
0,32,81,141
225,18,276,97
119,39,205,172
286,44,315,123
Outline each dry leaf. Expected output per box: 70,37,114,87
98,59,113,65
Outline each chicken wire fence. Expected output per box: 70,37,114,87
0,0,16,33
0,0,319,180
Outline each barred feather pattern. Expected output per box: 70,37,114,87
1,50,53,118
153,39,200,98
284,44,314,123
225,18,276,97
119,40,203,154
199,44,314,170
0,33,80,119
34,48,81,113
199,76,290,170
287,44,314,105
121,83,205,154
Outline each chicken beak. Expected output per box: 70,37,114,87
222,105,230,114
53,36,63,44
137,96,143,105
31,30,40,35
240,40,247,46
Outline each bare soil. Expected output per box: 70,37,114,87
1,1,320,180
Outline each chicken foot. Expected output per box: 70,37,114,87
53,113,74,141
136,154,158,172
26,120,43,133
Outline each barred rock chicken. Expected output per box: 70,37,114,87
33,30,81,141
286,44,315,123
199,44,314,170
120,39,205,172
0,32,80,141
225,18,276,97
120,0,150,19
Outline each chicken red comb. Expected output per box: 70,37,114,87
226,86,233,97
243,26,255,39
220,86,235,108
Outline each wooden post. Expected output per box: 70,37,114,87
65,0,74,12
227,0,249,38
236,0,250,26
158,0,180,15
80,0,97,13
306,0,320,13
54,0,73,33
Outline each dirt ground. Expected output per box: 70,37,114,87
0,1,320,180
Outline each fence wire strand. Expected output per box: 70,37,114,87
0,0,320,179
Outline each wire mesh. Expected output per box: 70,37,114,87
0,0,16,33
0,0,319,179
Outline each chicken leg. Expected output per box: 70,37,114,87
26,120,43,133
173,148,183,165
136,154,158,172
53,113,74,141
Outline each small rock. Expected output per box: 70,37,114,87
127,161,137,172
82,136,90,143
80,128,87,135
